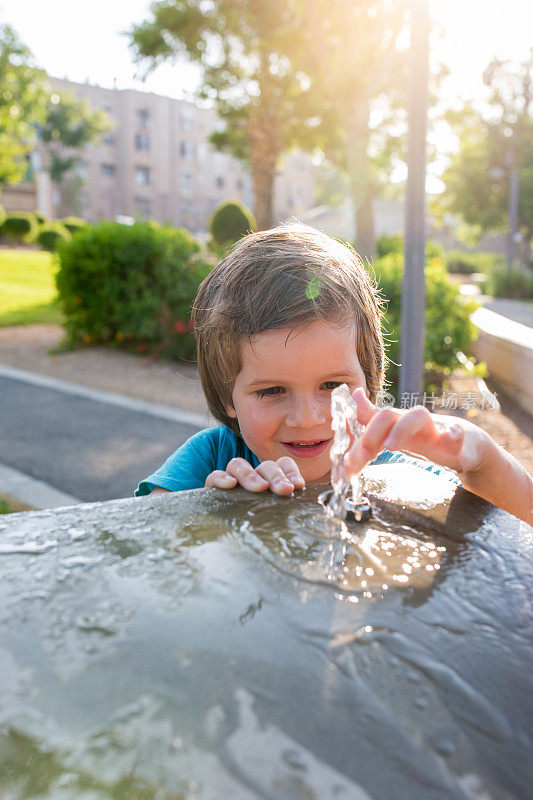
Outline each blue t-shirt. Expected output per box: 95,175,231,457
135,425,459,496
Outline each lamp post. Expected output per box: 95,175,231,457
399,0,429,403
506,139,520,271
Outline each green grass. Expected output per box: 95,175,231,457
0,493,32,513
0,248,63,327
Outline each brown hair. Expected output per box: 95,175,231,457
192,224,385,433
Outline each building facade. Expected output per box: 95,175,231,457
25,78,316,233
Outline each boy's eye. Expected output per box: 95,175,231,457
323,381,343,391
256,386,285,398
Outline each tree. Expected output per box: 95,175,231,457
0,24,48,186
297,1,407,256
129,0,318,230
0,23,111,215
435,55,533,264
129,1,407,245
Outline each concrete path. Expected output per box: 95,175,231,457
459,285,533,328
482,298,533,328
0,369,206,505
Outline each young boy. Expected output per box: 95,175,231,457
136,224,532,525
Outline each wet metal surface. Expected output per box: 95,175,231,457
0,464,531,799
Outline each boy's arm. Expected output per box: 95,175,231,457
457,436,533,523
348,388,533,525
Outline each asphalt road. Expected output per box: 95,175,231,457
0,374,201,502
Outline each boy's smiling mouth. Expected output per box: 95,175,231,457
281,439,331,458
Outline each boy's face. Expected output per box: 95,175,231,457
226,319,367,484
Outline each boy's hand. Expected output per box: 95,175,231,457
348,388,533,524
205,457,305,495
346,387,488,478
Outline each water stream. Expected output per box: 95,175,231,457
327,384,366,520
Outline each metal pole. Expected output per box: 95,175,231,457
399,0,429,403
506,141,519,271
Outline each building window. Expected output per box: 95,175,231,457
136,108,150,128
216,176,225,189
135,133,150,152
76,161,88,179
179,172,194,191
178,105,196,130
101,163,115,178
135,166,150,186
103,132,116,146
135,197,151,218
236,178,243,191
180,140,195,160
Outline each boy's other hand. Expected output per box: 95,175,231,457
205,457,305,495
346,387,488,477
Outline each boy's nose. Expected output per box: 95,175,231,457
285,395,327,428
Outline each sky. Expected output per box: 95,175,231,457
1,0,531,102
1,0,531,187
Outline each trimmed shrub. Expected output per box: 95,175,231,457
373,253,478,393
35,213,48,225
209,200,256,246
444,250,504,275
374,234,443,261
0,204,5,227
56,221,210,360
376,233,403,258
486,268,533,299
0,211,38,243
60,216,88,234
37,222,71,252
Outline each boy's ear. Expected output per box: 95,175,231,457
224,402,237,419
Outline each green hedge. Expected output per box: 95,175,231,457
375,234,444,261
37,222,71,252
444,250,504,275
0,204,5,227
486,268,533,299
56,221,210,359
60,216,88,234
373,253,479,392
0,212,38,243
209,200,256,246
376,233,403,257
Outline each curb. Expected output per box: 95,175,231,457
0,463,81,510
0,363,212,428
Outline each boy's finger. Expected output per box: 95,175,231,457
383,405,433,451
275,457,305,488
226,458,269,491
205,470,238,489
361,407,400,457
352,387,379,426
345,408,399,474
256,460,295,495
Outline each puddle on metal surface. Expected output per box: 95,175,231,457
0,467,531,799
